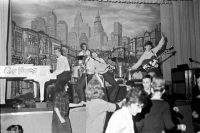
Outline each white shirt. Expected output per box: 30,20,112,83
53,55,70,76
78,50,91,56
85,57,108,75
131,36,165,70
105,107,135,133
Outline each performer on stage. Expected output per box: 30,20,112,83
45,48,71,101
129,33,166,76
78,43,91,65
75,52,119,103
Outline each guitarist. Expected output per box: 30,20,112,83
129,33,166,77
75,52,119,103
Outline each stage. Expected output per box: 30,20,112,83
0,106,86,133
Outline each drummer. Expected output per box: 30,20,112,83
78,43,91,65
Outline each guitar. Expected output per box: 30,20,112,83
141,46,174,71
84,56,115,75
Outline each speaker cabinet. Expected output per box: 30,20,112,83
171,69,193,100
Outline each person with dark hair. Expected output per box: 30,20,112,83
192,73,200,132
79,43,90,56
6,125,23,133
129,33,166,76
52,83,84,133
140,76,186,133
44,48,71,101
142,74,153,96
75,52,119,103
78,43,91,65
105,87,148,133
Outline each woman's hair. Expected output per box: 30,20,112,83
124,86,148,107
85,79,104,101
55,81,67,93
151,76,165,92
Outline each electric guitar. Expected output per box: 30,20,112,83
84,56,115,75
141,46,174,71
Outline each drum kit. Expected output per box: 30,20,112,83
71,56,85,82
71,53,143,83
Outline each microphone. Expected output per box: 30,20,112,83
24,55,31,64
189,58,193,62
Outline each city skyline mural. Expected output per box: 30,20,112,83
12,0,160,50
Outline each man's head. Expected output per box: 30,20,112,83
124,87,148,116
144,41,153,51
7,125,23,133
54,48,63,57
142,75,152,95
151,76,165,95
80,43,87,50
85,79,104,101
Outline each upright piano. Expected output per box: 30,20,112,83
0,64,56,102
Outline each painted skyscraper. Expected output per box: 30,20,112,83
57,20,68,45
68,12,90,50
31,17,46,33
94,10,104,36
89,10,108,50
111,22,122,47
46,11,57,38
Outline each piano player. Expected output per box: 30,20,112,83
45,48,71,101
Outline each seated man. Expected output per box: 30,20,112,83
45,48,71,101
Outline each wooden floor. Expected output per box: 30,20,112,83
0,107,86,133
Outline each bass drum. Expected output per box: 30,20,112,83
72,66,81,78
114,63,124,78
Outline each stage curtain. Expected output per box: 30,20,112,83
160,0,200,81
0,0,9,104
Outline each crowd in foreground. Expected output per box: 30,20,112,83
6,73,200,133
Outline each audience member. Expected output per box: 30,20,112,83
192,73,200,132
86,76,123,133
105,87,148,133
52,83,83,133
6,125,23,133
141,76,186,133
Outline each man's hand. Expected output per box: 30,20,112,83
192,111,199,118
79,101,86,106
177,124,186,131
128,66,136,71
173,106,179,112
60,117,66,123
196,94,200,99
